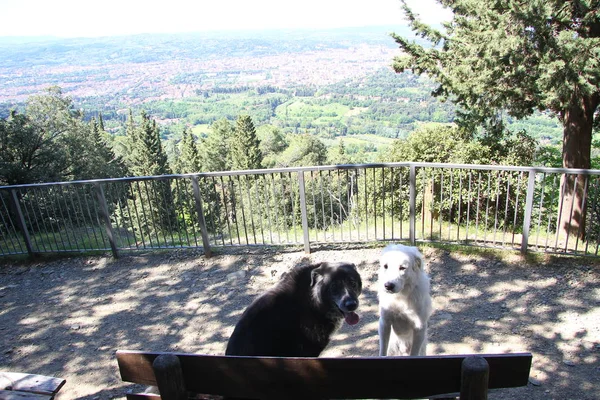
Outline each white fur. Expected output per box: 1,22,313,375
378,244,432,356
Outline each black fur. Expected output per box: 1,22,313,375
225,261,362,357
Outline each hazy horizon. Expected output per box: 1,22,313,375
0,0,451,38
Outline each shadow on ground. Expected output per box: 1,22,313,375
0,246,598,399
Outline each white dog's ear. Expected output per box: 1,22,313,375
412,249,425,270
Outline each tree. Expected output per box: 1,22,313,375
392,0,600,238
276,134,328,167
232,115,263,171
124,111,176,233
202,118,234,172
177,127,202,173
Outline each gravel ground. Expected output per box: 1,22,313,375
0,245,599,399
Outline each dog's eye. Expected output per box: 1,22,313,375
399,266,406,271
383,264,388,269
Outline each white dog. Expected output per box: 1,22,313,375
378,244,432,356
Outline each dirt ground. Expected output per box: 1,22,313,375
0,245,599,400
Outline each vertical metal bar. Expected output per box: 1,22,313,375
364,167,369,241
391,168,395,240
511,172,523,246
143,180,160,247
483,173,492,245
346,169,351,241
220,176,234,245
269,174,281,244
82,185,103,250
439,169,444,241
0,191,24,254
75,185,97,250
564,174,579,252
279,173,289,244
427,170,432,240
23,188,45,252
329,171,335,242
521,170,537,254
584,176,599,255
465,171,472,243
254,176,265,245
382,168,386,240
298,171,311,253
36,187,59,251
55,186,74,250
93,182,118,258
290,172,298,244
554,174,569,251
174,179,189,246
535,173,547,250
448,169,454,241
244,175,258,244
474,172,482,244
230,176,242,245
311,171,319,242
132,181,148,249
236,175,249,245
502,173,512,245
319,170,327,241
338,169,343,241
399,170,403,239
191,176,212,258
574,175,589,253
373,168,377,240
409,164,416,245
492,171,501,246
457,170,463,241
262,175,274,244
162,179,176,247
546,174,558,251
9,189,34,256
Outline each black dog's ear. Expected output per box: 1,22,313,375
310,263,326,287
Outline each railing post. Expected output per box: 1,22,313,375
521,170,536,254
9,189,34,256
191,176,212,258
409,164,417,245
297,171,311,254
93,182,119,258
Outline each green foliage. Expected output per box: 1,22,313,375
392,0,600,170
276,134,328,167
202,119,234,172
0,87,127,185
176,127,202,173
232,115,263,170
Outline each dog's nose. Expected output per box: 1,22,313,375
384,282,395,291
343,298,358,311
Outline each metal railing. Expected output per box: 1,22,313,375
1,162,600,258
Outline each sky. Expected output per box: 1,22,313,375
0,0,452,38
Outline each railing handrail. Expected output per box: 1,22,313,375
2,162,600,190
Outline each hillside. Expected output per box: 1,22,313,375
0,26,563,149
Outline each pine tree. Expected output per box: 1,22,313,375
202,118,234,172
232,115,263,171
178,127,202,173
125,111,176,234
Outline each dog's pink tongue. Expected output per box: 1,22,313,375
344,312,360,325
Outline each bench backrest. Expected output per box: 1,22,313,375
116,350,532,400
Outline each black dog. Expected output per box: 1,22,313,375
225,261,362,357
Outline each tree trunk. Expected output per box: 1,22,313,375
559,95,597,241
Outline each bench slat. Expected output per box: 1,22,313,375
117,351,532,399
0,389,54,400
0,373,65,396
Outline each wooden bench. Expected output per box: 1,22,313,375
116,350,532,400
0,371,66,400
